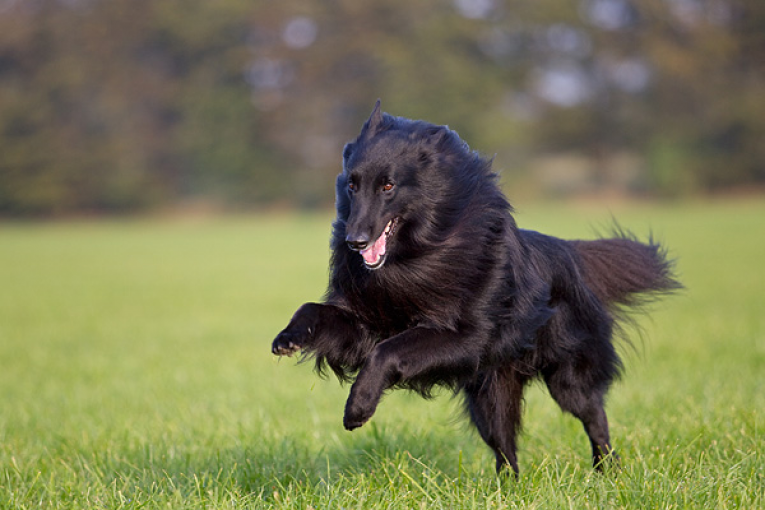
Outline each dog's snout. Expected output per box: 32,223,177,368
346,234,370,252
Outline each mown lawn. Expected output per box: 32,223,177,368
1,200,763,509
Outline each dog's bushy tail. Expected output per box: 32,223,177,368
571,230,681,310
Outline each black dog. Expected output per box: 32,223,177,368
272,101,679,475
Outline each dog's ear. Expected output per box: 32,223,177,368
423,125,449,145
419,125,453,151
360,99,387,139
415,125,460,164
412,126,441,165
342,142,354,162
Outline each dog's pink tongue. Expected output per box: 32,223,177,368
361,231,386,265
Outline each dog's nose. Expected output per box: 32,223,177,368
346,234,370,252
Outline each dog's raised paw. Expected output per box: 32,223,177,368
271,333,302,356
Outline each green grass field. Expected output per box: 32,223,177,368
1,200,763,509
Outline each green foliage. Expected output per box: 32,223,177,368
1,1,764,215
0,200,763,508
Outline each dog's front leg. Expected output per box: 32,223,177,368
343,345,397,430
343,326,478,430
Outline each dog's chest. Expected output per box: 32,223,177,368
351,276,463,337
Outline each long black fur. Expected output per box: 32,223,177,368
272,101,680,475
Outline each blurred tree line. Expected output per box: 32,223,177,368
0,0,763,215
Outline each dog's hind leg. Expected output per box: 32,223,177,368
542,364,618,471
463,366,529,476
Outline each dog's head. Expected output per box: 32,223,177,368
335,100,465,270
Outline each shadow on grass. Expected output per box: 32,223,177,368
104,421,485,504
228,422,471,490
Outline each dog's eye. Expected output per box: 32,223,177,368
348,182,356,192
383,182,395,192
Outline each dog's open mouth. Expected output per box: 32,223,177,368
361,218,398,270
